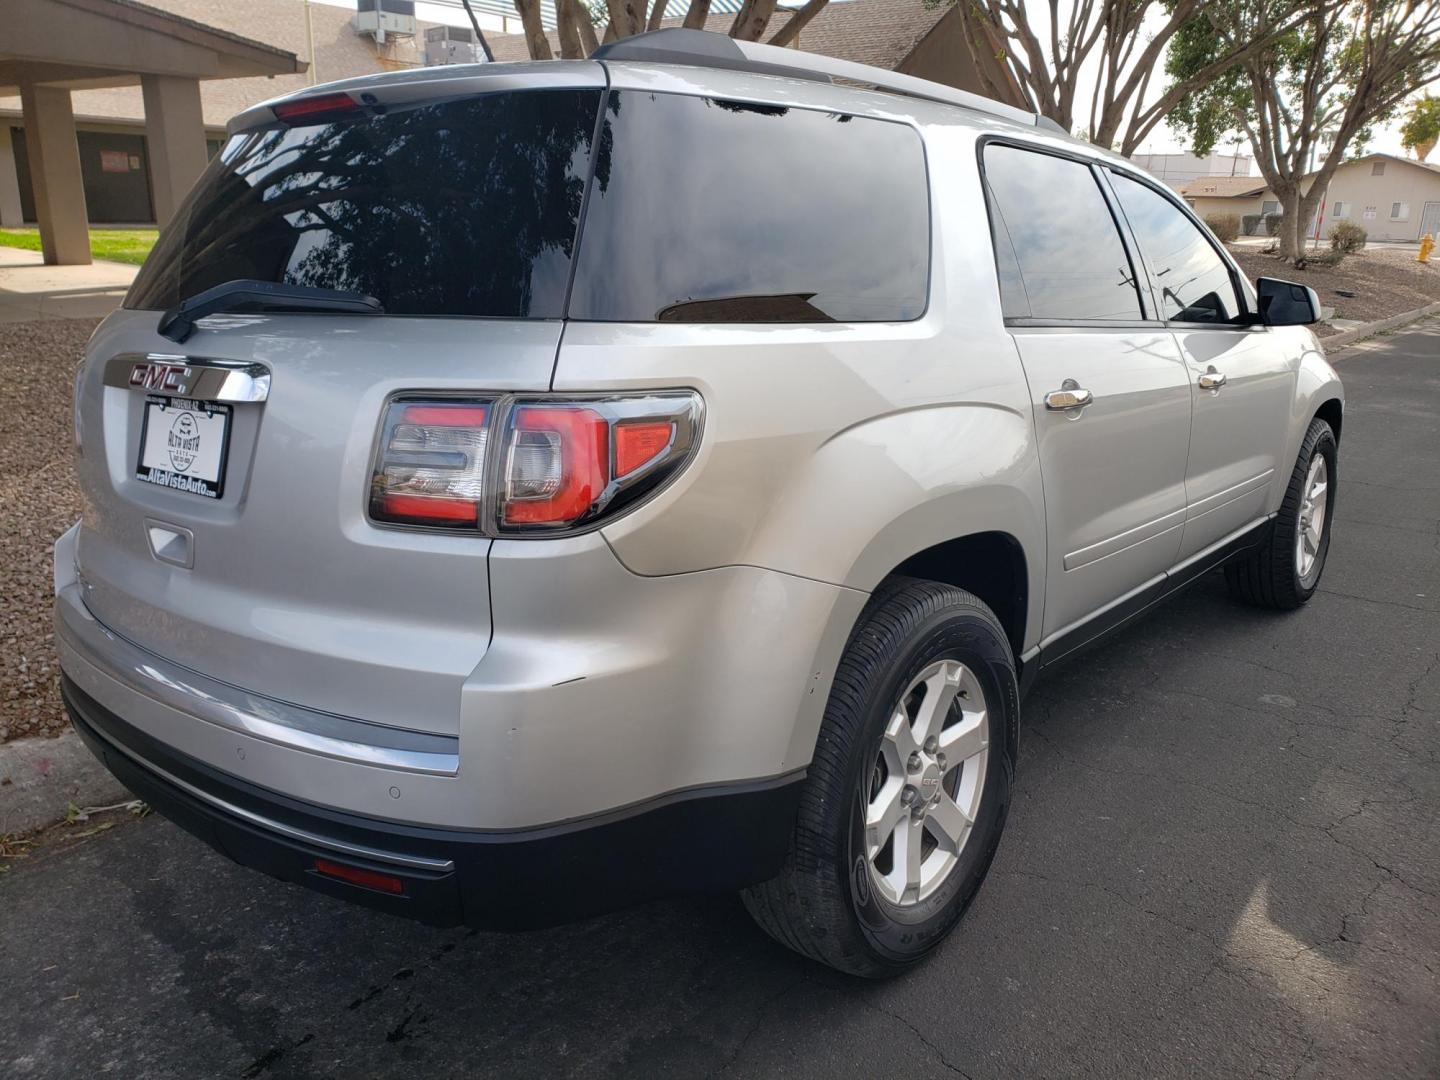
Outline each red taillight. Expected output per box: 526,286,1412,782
313,859,404,894
503,406,609,526
273,92,361,123
371,400,491,528
369,392,702,535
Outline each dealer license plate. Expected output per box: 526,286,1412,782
135,396,232,499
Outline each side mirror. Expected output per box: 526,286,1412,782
1255,277,1321,326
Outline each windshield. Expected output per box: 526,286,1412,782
126,89,606,319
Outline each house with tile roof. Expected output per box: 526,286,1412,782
1178,153,1440,242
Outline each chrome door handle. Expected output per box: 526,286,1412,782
1198,366,1228,391
1044,379,1093,411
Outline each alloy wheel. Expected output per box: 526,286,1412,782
861,659,990,906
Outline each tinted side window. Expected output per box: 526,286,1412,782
127,90,604,318
1109,171,1243,324
568,93,929,323
982,145,1143,321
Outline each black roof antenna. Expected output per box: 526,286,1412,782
459,0,496,63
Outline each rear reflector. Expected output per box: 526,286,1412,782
314,859,404,894
273,93,360,123
615,420,675,477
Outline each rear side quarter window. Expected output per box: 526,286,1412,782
567,93,930,323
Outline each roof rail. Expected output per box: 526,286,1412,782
592,28,1057,133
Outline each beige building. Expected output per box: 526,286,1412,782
1,0,1028,259
1318,153,1440,242
1177,176,1270,223
1178,153,1440,242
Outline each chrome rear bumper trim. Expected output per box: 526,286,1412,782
54,584,460,777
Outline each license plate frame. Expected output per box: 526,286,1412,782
134,395,233,500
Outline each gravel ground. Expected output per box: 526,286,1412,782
1229,246,1440,331
1,319,97,742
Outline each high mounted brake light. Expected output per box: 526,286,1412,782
273,93,361,123
369,392,702,535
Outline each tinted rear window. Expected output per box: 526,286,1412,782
127,89,605,318
567,92,930,323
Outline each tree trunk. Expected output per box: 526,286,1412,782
1295,187,1325,258
647,0,668,31
683,0,711,29
768,0,827,48
730,0,777,41
555,0,585,58
515,0,553,60
605,0,645,38
1274,185,1302,263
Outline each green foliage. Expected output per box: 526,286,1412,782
1400,95,1440,151
1328,220,1367,253
0,227,157,265
1204,214,1242,242
1241,213,1263,235
1264,211,1284,236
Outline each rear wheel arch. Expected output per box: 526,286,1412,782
885,532,1029,663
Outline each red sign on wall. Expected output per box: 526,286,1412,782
99,149,130,173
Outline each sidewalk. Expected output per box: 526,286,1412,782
0,246,137,322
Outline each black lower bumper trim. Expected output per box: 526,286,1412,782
62,676,802,930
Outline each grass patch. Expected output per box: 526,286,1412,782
0,227,157,265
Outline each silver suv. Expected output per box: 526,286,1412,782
55,30,1342,977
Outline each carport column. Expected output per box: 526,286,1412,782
0,125,24,227
18,83,90,265
141,75,207,228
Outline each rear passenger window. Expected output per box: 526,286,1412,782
1108,171,1244,324
567,93,930,323
982,144,1143,322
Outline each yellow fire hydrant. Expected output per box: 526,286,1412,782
1420,233,1435,263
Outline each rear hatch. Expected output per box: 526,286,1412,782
71,74,606,737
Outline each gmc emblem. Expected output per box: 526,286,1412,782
129,362,191,393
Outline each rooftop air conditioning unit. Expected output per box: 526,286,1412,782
356,0,416,45
425,25,487,66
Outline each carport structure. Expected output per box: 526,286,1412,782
0,0,304,264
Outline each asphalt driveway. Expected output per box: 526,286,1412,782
3,323,1437,1079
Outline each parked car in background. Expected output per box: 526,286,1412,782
55,29,1342,978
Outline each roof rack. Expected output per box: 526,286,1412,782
592,28,1064,134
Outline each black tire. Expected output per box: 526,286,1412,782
1225,417,1337,610
742,578,1018,978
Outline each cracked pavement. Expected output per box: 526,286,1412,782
2,322,1437,1078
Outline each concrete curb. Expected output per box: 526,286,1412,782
0,730,128,837
1323,300,1440,354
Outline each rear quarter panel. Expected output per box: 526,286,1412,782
553,120,1045,651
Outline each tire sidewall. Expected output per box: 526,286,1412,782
1290,425,1338,599
840,607,1017,966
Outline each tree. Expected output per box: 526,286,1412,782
1169,0,1440,263
1400,94,1440,160
921,0,1309,153
511,0,831,60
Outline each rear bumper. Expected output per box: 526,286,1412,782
64,675,802,929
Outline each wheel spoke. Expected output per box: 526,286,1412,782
888,815,925,901
865,780,907,855
914,661,963,744
939,709,987,764
884,706,920,762
926,793,972,852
